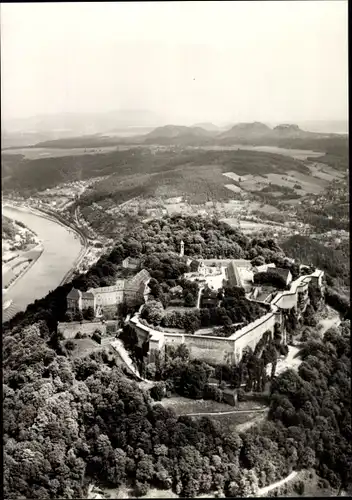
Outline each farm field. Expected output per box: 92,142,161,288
198,145,325,160
222,218,288,235
307,162,346,181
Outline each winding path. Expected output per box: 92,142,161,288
109,338,153,385
257,471,298,496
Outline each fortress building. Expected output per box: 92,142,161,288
67,269,151,316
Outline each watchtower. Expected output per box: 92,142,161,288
180,240,185,257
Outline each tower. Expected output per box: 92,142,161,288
180,240,184,257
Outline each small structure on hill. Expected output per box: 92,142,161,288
180,240,185,257
222,388,238,406
122,256,140,270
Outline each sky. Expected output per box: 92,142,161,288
1,1,349,125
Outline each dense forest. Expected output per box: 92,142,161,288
3,215,351,498
3,319,351,498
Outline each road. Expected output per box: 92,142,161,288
257,471,298,496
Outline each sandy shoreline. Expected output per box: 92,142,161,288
3,243,44,294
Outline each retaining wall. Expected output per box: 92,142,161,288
58,320,118,339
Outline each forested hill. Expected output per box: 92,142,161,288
2,147,308,195
3,215,352,498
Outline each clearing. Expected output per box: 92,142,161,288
317,306,341,336
160,396,268,432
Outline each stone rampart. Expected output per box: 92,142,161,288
180,334,236,365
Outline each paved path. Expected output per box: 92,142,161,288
185,408,267,417
196,286,204,309
257,471,298,496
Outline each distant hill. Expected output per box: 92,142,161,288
216,122,347,149
30,135,128,149
143,125,216,145
19,120,348,151
271,124,316,139
218,122,272,141
3,109,163,137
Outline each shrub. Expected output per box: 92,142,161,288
150,382,166,401
75,331,83,339
64,311,74,322
83,306,95,321
134,482,149,497
65,340,75,351
237,388,246,401
74,310,84,322
294,481,305,495
204,384,223,402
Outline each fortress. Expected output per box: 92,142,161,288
62,250,324,368
129,260,324,366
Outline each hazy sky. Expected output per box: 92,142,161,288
1,1,348,124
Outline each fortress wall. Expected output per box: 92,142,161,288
58,321,107,339
271,274,313,310
163,333,185,346
234,312,278,362
131,319,151,346
181,335,236,365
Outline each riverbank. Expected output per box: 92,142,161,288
2,204,84,323
3,202,89,287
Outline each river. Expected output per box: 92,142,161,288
2,205,83,322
